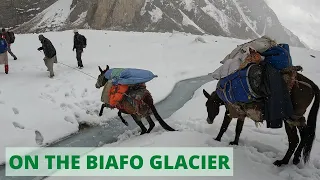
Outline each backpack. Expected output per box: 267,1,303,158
0,38,8,54
7,31,15,44
260,44,292,70
221,36,278,64
80,35,86,47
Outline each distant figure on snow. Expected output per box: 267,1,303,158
0,36,9,74
72,29,86,69
37,34,57,78
1,28,17,60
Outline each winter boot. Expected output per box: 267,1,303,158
5,65,8,74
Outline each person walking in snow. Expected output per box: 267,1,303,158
37,34,57,78
72,29,86,69
1,28,17,60
0,36,9,74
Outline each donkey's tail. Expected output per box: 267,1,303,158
302,77,320,163
143,93,175,131
150,104,176,131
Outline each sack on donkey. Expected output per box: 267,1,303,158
260,44,292,70
216,64,260,104
104,68,158,85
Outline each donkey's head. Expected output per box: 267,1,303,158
203,89,224,124
95,65,110,89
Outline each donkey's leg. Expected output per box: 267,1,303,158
229,118,245,145
144,96,175,131
215,111,232,142
293,122,307,165
274,122,299,167
131,115,147,135
99,104,106,116
118,111,128,126
146,116,155,133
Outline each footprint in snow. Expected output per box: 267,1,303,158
64,116,74,124
12,122,25,129
74,112,81,120
81,88,88,98
12,107,19,115
35,130,44,145
0,101,5,105
40,93,56,103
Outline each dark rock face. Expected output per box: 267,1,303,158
0,0,57,29
2,0,305,48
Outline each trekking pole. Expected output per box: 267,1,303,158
57,62,96,79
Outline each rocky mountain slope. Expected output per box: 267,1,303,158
1,0,306,47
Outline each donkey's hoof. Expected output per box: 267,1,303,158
273,160,288,167
293,157,301,165
140,131,147,135
215,137,221,142
229,141,238,146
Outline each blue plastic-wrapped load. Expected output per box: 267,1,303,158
216,64,259,104
104,68,158,85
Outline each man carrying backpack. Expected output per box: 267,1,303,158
0,36,9,74
37,34,57,78
72,29,86,69
1,28,17,60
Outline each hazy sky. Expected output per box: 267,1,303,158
265,0,320,50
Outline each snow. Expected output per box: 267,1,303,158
140,0,163,23
182,0,196,11
30,0,73,30
2,29,320,179
71,11,88,26
201,0,231,34
231,0,260,37
0,30,248,164
48,69,320,179
179,10,205,33
149,6,163,23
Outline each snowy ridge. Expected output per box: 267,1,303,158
13,0,306,48
232,0,260,37
29,0,73,31
179,9,205,33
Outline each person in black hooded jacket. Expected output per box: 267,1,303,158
37,34,57,78
73,29,86,69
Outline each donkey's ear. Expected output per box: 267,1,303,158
203,89,211,99
99,66,103,73
106,65,109,71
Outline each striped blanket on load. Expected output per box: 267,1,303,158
101,82,152,117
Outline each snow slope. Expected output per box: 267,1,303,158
49,71,320,179
30,0,73,31
0,30,251,164
1,30,320,179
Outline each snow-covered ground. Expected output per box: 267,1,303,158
0,30,248,164
48,76,320,180
1,30,320,179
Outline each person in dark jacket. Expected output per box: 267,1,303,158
1,28,17,60
72,29,86,69
37,34,57,78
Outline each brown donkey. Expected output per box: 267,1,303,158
203,72,319,167
95,65,176,135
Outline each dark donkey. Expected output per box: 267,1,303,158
95,65,176,135
203,69,319,167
